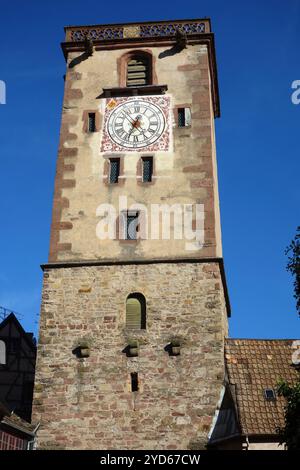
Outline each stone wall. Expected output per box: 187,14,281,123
32,261,228,449
49,44,222,262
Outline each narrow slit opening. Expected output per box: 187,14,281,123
131,372,139,392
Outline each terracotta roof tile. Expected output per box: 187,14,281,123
225,339,300,436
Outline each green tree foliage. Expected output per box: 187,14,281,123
285,226,300,315
276,227,300,449
277,379,300,449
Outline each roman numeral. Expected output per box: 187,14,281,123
139,129,147,138
116,128,124,137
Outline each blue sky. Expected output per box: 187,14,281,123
0,0,299,338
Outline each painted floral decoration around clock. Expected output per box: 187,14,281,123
100,95,171,153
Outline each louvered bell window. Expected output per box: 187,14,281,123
109,159,120,184
126,56,150,87
142,157,153,183
126,294,146,329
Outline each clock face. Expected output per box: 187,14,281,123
107,100,166,149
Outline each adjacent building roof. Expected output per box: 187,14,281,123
0,313,36,349
0,401,37,438
225,339,300,437
1,413,36,437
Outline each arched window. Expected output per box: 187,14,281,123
0,340,6,365
126,293,146,329
126,54,151,87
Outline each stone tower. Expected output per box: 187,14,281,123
32,18,230,450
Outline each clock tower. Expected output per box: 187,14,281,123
33,19,230,450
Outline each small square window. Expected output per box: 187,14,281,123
88,113,96,132
264,388,276,400
142,157,153,183
109,159,120,184
177,107,191,128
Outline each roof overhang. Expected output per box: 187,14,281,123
61,19,220,118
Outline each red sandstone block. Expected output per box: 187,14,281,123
60,197,70,208
202,178,214,188
51,222,70,231
66,71,82,81
182,165,203,173
61,114,78,125
192,126,211,138
187,79,203,87
63,164,75,172
191,111,211,119
191,77,210,86
61,131,77,142
65,88,83,100
61,179,76,188
58,243,72,252
59,221,73,230
59,147,78,157
197,55,209,65
177,64,200,72
192,91,210,103
190,180,203,188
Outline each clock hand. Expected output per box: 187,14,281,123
132,115,146,131
124,109,142,126
128,117,142,134
122,113,145,138
128,126,135,136
121,110,136,126
125,116,135,126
